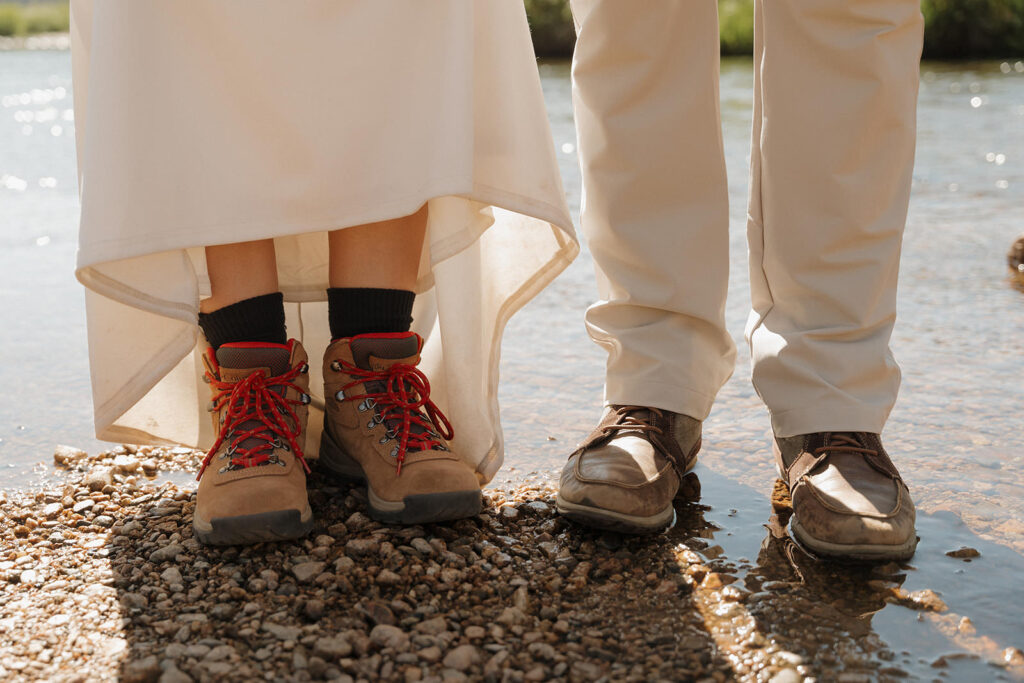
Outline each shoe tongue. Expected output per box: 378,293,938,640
216,343,291,381
349,333,420,371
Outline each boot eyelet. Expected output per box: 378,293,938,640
367,420,376,429
390,448,398,458
331,361,342,372
357,401,367,412
335,390,345,401
300,363,309,374
218,466,228,474
300,393,311,405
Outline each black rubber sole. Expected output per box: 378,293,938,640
193,508,314,546
319,427,481,525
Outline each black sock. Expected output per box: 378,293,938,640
198,292,287,349
328,287,415,340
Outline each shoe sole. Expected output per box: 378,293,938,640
790,517,918,562
554,496,676,535
319,428,482,525
193,507,314,546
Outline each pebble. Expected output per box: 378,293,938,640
291,561,326,583
84,467,113,491
370,624,410,651
946,546,981,559
0,446,996,681
442,644,480,671
53,444,88,466
150,544,184,563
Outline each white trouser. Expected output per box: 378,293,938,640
570,0,923,437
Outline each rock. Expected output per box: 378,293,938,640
85,468,113,491
946,546,980,559
1004,647,1024,667
123,656,161,683
889,588,947,612
53,445,88,466
464,625,485,640
72,499,95,514
345,538,379,558
304,599,325,621
314,635,352,660
112,454,141,473
500,506,519,521
370,624,410,651
42,502,62,519
159,665,193,683
527,642,556,661
416,616,447,635
291,561,326,583
521,501,550,515
411,538,434,556
769,669,801,683
263,623,302,641
418,646,442,663
94,515,115,527
442,644,480,671
496,607,529,626
376,569,402,586
150,544,184,563
160,567,183,585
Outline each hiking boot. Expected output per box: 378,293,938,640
774,432,917,561
320,332,481,524
193,340,314,545
556,405,702,534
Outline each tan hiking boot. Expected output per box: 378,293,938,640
774,432,917,561
320,332,481,524
193,340,314,545
556,405,702,534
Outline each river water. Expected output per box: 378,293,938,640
2,49,1023,678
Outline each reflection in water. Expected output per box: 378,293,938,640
657,468,1024,680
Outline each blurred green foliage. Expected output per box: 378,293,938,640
922,0,1024,58
0,2,68,36
526,0,1024,59
0,5,27,36
1,0,1021,59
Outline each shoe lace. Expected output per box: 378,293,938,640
197,362,310,479
812,433,876,458
601,405,664,437
334,359,453,475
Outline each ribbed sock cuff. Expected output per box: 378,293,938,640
198,292,287,349
328,287,415,340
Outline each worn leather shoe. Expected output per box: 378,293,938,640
774,432,917,561
556,405,701,534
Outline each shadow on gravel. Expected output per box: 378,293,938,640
103,466,1024,682
107,470,733,682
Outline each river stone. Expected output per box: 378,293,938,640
85,468,113,492
291,561,326,583
53,445,87,466
416,616,447,635
443,644,480,671
314,635,352,660
150,544,184,563
158,665,193,683
370,624,409,651
122,655,161,683
160,567,183,585
264,623,301,641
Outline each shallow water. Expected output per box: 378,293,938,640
2,49,1023,676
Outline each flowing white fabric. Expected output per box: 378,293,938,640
71,0,577,483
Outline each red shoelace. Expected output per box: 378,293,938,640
333,359,453,475
198,361,310,479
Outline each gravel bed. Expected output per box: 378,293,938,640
1,447,1021,682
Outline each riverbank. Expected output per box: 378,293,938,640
2,1,1022,59
1,446,1023,681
